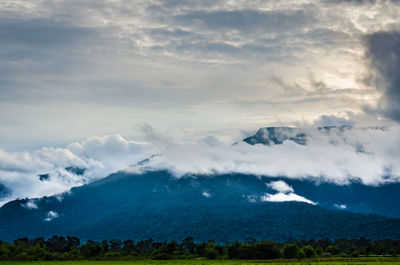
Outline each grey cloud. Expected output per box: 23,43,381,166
324,0,400,4
175,9,314,33
323,0,376,4
0,18,97,47
0,134,155,206
137,125,400,186
313,115,355,127
365,31,400,122
2,125,400,207
0,0,399,153
148,28,194,39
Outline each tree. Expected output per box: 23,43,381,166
227,241,241,259
122,240,135,254
80,240,102,258
254,241,280,259
301,245,316,258
205,248,218,259
326,245,340,255
283,243,299,259
196,242,207,256
109,239,122,252
181,237,195,254
45,236,70,253
297,249,306,259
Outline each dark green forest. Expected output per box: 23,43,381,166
1,236,400,261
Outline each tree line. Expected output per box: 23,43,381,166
0,236,399,260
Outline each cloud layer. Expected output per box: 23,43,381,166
0,135,154,205
136,125,400,186
1,124,400,205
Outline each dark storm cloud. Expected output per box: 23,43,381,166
365,31,400,122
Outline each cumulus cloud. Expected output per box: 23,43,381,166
44,211,59,222
133,125,400,186
1,124,400,206
266,181,294,193
0,135,154,206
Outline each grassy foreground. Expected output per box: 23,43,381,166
1,257,400,265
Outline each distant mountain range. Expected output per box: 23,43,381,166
0,126,399,242
0,170,399,242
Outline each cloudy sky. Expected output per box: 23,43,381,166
1,0,399,151
1,0,400,204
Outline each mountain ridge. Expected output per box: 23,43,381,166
1,170,400,242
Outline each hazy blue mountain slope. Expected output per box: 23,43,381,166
0,171,400,242
282,179,400,218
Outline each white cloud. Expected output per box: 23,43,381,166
0,134,155,206
262,180,315,205
1,124,400,207
21,200,38,209
335,204,347,209
202,191,212,198
135,125,400,186
313,115,355,127
261,192,316,205
44,210,59,222
266,181,294,193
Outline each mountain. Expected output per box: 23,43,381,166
243,127,308,145
0,170,399,242
282,178,400,218
243,126,352,146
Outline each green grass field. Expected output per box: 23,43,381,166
1,258,400,265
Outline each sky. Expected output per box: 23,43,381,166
1,0,400,204
0,0,399,151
